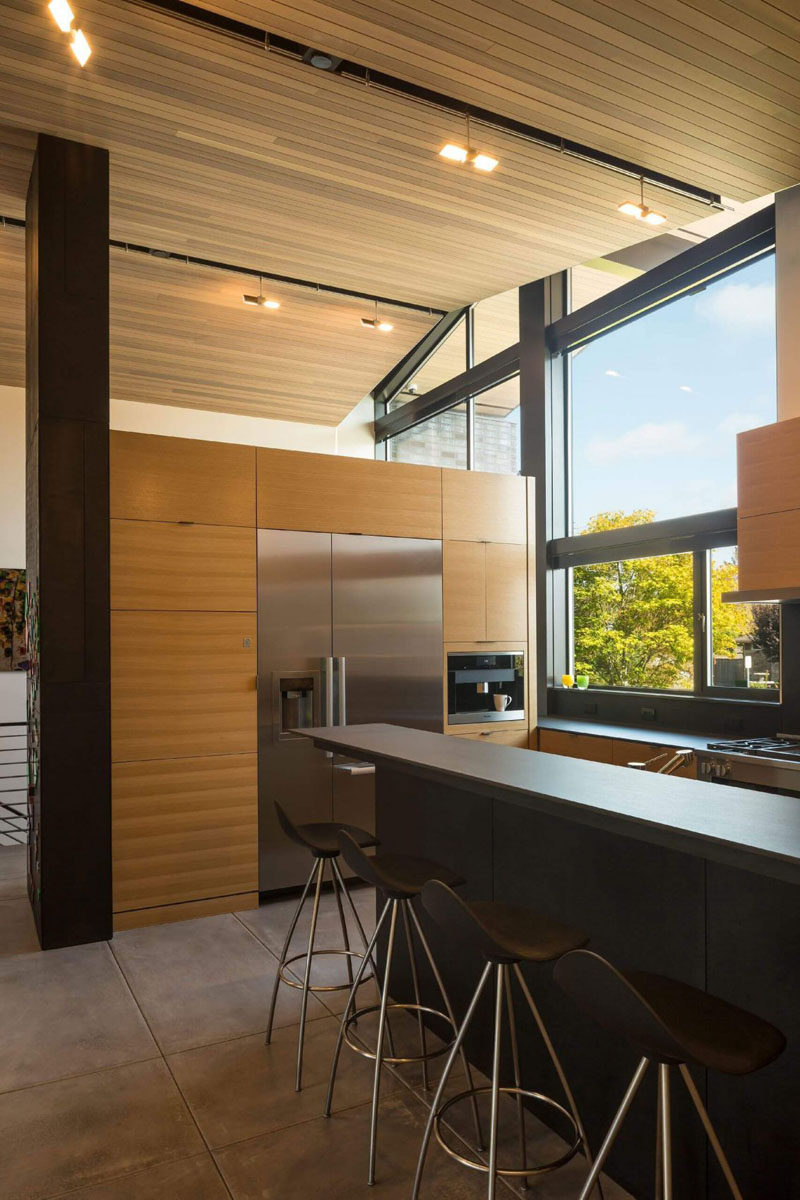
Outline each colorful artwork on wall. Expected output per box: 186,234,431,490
0,568,28,672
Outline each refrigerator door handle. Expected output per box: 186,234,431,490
321,657,334,725
337,656,347,726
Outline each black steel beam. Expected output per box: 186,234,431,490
550,508,738,569
548,205,775,354
371,307,467,408
374,342,519,442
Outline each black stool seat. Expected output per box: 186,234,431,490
422,880,588,964
339,832,462,896
275,803,377,858
555,950,786,1075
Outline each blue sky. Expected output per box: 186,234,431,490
571,254,776,534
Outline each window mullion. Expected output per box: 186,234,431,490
693,550,710,697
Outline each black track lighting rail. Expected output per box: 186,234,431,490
0,215,446,316
128,0,722,210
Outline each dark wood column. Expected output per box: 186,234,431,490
26,134,111,949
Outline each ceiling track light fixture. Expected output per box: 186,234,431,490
439,112,498,173
47,0,92,65
361,300,393,331
243,275,280,308
618,177,667,226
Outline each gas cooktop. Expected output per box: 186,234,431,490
706,736,800,762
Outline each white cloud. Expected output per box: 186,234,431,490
679,385,692,393
717,411,766,436
605,369,621,377
695,280,775,331
584,422,703,466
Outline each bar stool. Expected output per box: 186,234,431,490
265,802,379,1092
412,880,599,1200
554,949,787,1200
325,832,484,1186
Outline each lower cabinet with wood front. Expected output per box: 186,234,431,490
537,728,697,777
112,754,259,929
453,727,529,748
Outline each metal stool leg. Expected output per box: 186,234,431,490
402,900,430,1091
411,962,493,1200
679,1064,744,1200
407,901,484,1151
332,859,354,989
487,965,504,1200
295,857,325,1092
513,963,604,1199
330,859,396,1057
659,1065,672,1200
324,897,392,1118
368,899,399,1185
265,856,318,1046
577,1058,650,1200
504,966,528,1190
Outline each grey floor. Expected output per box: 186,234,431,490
0,844,631,1199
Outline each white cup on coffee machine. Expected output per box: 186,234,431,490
493,694,512,711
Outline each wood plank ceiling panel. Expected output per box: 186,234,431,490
0,0,714,317
1,1,796,422
0,226,438,422
217,0,800,200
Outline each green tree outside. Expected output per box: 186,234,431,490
573,510,753,689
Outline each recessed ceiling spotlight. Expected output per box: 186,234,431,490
618,178,665,226
440,143,468,164
361,302,392,331
48,0,74,31
243,277,280,309
302,47,343,72
439,114,499,173
70,27,91,65
471,152,498,173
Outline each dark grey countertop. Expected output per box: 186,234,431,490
303,723,800,885
536,715,717,753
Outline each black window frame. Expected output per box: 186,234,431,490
540,205,785,733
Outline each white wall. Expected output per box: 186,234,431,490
110,396,375,455
0,386,375,719
0,386,26,723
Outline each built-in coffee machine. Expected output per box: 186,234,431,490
446,651,525,724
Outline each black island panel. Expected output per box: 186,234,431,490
302,724,800,1199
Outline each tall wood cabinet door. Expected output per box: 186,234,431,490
738,511,800,592
442,469,527,544
257,448,442,538
485,543,527,641
111,521,256,611
738,417,800,518
110,431,255,526
112,611,257,762
443,541,486,641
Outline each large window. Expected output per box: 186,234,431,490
550,224,781,706
570,254,776,534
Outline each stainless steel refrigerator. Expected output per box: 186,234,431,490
257,530,443,891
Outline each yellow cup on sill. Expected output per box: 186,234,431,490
561,674,574,689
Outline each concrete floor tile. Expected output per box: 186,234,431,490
236,882,376,958
0,1059,203,1200
0,896,40,957
168,1014,402,1150
48,1153,230,1199
111,913,327,1054
214,1089,491,1200
0,940,157,1093
0,844,27,899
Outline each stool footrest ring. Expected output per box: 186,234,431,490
344,1002,454,1064
279,949,373,993
434,1086,581,1177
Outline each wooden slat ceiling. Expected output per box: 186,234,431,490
0,0,797,421
0,226,437,423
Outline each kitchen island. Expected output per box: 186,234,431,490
303,724,800,1200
